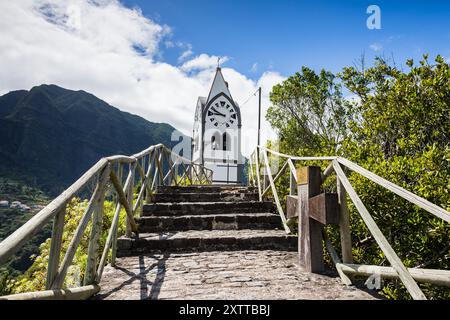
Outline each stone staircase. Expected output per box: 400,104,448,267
116,185,297,256
98,185,379,300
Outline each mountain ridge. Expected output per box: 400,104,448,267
0,84,190,195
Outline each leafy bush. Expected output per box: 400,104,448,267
266,55,450,299
6,197,127,294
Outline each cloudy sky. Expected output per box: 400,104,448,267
1,1,450,156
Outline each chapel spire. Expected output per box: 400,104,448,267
206,65,232,104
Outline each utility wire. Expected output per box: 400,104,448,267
240,88,260,107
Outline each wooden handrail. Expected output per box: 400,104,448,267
336,157,450,223
0,285,100,301
249,145,449,300
0,143,213,299
332,160,427,300
262,150,290,233
0,158,108,265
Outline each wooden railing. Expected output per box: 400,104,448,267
248,145,450,300
0,144,212,300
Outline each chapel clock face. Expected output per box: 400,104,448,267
206,100,238,128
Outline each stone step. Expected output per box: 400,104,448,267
156,185,257,194
151,192,259,203
137,213,282,232
142,201,273,216
116,229,297,257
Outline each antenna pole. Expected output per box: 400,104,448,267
257,87,261,149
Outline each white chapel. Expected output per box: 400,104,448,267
192,67,243,184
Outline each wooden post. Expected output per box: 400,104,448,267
115,163,123,204
141,156,146,201
337,175,353,264
290,169,296,196
110,223,118,267
332,160,427,300
263,168,269,193
297,166,324,273
84,182,106,285
255,150,262,201
46,208,66,289
156,150,163,187
174,162,179,185
111,163,123,267
99,208,119,274
262,151,290,233
51,165,110,289
248,153,255,186
125,162,135,237
1,285,100,301
288,159,297,196
145,151,156,202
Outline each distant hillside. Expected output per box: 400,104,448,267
0,84,189,195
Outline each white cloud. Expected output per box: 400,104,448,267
177,43,193,62
178,49,193,62
369,42,383,52
180,54,229,72
0,0,284,157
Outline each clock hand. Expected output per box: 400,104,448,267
210,107,226,117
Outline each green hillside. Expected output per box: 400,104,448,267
0,84,189,195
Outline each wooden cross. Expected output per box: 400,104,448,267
286,166,339,273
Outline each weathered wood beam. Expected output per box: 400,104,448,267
262,160,288,197
125,163,135,237
135,160,152,200
0,158,108,265
323,231,353,286
261,146,337,161
308,193,339,225
111,162,124,267
51,165,111,289
287,193,339,225
0,285,100,301
286,195,297,219
339,264,450,288
297,166,324,273
109,169,139,235
155,150,164,186
163,160,178,185
145,151,156,202
337,157,450,223
262,150,290,233
45,208,66,289
84,180,107,285
332,160,427,300
131,144,157,159
337,173,353,264
248,153,255,186
255,148,262,201
322,161,334,182
98,163,134,276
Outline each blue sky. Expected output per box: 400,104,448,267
2,1,449,155
122,0,450,79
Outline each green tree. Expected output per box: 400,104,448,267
339,55,449,299
266,55,450,299
266,67,353,156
